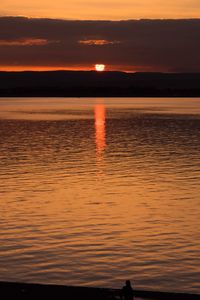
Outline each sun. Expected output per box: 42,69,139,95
95,64,105,71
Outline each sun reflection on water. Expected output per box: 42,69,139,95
95,104,106,156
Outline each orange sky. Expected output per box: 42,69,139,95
1,1,200,72
2,0,200,20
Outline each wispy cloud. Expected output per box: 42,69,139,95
0,38,51,46
79,39,120,46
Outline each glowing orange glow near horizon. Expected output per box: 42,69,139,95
0,64,163,73
0,65,104,72
95,64,105,72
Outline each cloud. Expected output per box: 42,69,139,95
0,38,52,46
0,17,200,72
79,39,120,45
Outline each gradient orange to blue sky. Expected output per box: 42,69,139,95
0,1,200,71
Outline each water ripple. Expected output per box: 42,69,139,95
0,98,200,293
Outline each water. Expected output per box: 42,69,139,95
0,98,199,293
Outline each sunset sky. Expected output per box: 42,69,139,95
1,0,200,72
2,0,200,20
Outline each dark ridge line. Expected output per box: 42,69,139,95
0,281,199,299
0,71,200,97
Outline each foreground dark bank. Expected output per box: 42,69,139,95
0,71,200,97
0,282,199,300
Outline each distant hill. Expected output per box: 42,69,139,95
0,71,200,97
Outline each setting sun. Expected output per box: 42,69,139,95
95,64,105,71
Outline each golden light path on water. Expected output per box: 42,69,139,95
95,104,106,154
0,98,199,293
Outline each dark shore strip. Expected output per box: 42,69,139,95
0,281,199,300
1,87,200,97
1,71,200,97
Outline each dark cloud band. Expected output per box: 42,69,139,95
0,17,200,72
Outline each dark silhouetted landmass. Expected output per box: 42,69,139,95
0,281,199,300
0,71,200,97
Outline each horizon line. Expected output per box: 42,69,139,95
1,69,200,74
1,15,200,22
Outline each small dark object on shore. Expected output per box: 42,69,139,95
121,280,134,300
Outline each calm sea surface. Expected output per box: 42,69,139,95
0,98,199,293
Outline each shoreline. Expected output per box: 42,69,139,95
0,91,200,98
0,71,200,98
0,281,199,299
